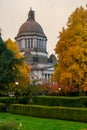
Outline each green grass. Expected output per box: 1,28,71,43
0,113,87,130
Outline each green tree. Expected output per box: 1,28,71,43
0,36,23,94
53,6,87,93
5,38,30,96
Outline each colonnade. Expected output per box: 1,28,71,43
42,73,53,82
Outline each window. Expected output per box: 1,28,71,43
33,57,38,62
25,39,27,48
37,39,39,48
28,38,30,48
31,38,33,48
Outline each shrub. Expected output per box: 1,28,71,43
33,96,87,107
0,96,29,105
22,84,45,98
43,83,79,96
0,97,16,105
9,104,87,122
0,103,6,112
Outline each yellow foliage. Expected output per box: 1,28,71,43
80,80,87,92
5,39,23,58
53,6,87,92
5,38,30,85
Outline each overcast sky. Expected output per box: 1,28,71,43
0,0,87,55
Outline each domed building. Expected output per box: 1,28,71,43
15,8,57,84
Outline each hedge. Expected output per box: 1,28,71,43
0,97,28,105
33,96,87,107
9,104,87,122
1,96,87,107
0,103,6,112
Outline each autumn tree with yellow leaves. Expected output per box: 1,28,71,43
53,6,87,94
5,39,30,93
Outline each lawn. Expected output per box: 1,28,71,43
0,112,87,130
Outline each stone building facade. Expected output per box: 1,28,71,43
15,8,57,84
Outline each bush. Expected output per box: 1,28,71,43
33,96,87,107
17,96,29,104
0,97,16,105
0,103,5,111
0,96,29,105
9,104,87,122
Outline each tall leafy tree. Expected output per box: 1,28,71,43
53,6,87,93
5,39,30,91
0,36,23,93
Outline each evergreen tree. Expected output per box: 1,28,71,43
0,36,23,93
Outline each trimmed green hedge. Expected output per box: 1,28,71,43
0,97,16,105
0,103,6,112
1,96,87,107
9,104,87,122
33,96,87,107
0,97,28,105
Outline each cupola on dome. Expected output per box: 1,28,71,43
17,8,46,38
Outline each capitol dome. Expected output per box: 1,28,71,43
17,9,46,38
15,8,57,84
